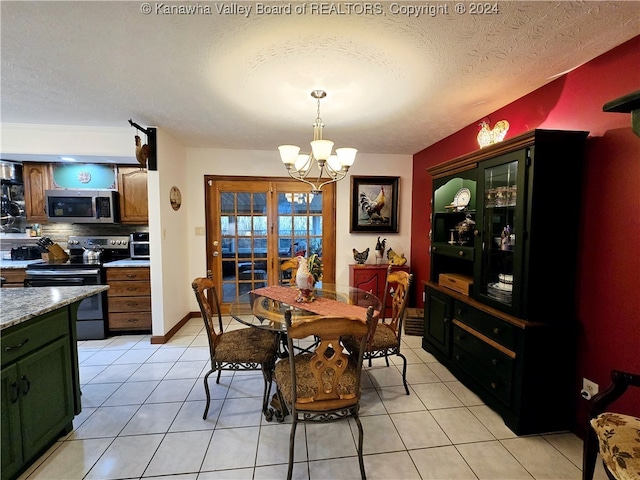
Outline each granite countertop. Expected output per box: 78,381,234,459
0,259,45,269
0,286,109,330
103,259,150,267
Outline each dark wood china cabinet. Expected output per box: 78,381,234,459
423,129,588,435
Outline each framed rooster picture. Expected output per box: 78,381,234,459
350,176,399,233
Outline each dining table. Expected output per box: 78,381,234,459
229,283,382,333
230,283,382,421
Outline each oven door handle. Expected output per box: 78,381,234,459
26,269,100,276
25,278,86,287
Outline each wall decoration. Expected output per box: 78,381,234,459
350,176,399,233
52,164,116,189
170,186,182,211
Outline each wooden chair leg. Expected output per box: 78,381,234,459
582,427,599,480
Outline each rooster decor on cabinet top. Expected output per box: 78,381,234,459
352,247,369,265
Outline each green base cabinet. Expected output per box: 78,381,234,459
1,307,79,480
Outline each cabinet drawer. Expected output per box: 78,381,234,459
454,301,516,350
430,243,474,261
108,296,151,313
453,324,514,380
1,269,26,287
109,312,151,330
452,344,512,407
106,268,150,282
1,309,68,366
107,282,151,297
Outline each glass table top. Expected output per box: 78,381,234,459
229,284,381,332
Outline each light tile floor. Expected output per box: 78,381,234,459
19,317,610,480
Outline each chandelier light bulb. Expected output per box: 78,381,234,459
279,145,300,166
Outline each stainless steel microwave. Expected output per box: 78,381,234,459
45,189,120,223
130,232,150,259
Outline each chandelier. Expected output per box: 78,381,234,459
278,90,357,194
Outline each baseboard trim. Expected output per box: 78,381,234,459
150,311,201,344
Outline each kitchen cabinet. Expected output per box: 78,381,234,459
1,307,78,480
117,167,148,224
349,264,410,318
106,267,152,332
423,129,587,435
22,163,51,223
0,269,26,288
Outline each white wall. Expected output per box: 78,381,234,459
149,128,190,336
184,147,413,311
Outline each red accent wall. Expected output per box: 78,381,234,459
411,35,640,436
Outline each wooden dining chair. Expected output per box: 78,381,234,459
274,306,375,480
344,265,413,395
583,369,640,480
192,277,278,419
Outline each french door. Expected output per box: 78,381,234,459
204,177,336,311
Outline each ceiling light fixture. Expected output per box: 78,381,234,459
278,90,357,194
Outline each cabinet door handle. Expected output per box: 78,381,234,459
10,381,19,404
4,338,29,352
444,317,449,323
126,287,137,291
455,354,462,361
458,250,464,257
493,327,500,335
128,318,140,323
490,382,498,390
127,302,139,307
492,358,498,366
126,274,137,278
20,375,31,396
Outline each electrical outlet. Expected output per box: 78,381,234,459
582,378,599,400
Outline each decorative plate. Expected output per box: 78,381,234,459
454,188,471,209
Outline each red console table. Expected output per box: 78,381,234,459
349,264,410,318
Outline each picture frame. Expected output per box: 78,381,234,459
350,176,399,233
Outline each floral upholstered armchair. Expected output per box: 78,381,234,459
583,370,640,480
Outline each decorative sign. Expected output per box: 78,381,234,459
52,164,116,189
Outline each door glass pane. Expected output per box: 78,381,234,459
481,160,517,307
220,192,268,302
278,191,323,285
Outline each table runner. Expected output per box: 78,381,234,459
250,285,376,322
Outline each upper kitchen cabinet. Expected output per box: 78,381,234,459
22,163,51,223
117,167,148,224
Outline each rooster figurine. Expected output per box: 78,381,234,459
135,135,150,168
387,248,407,266
374,237,386,265
295,256,316,303
477,120,509,148
352,247,369,265
360,185,386,223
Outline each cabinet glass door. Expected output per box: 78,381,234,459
477,150,526,313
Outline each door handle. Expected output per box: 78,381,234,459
10,381,19,404
20,375,31,396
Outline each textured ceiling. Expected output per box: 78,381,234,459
1,1,639,157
